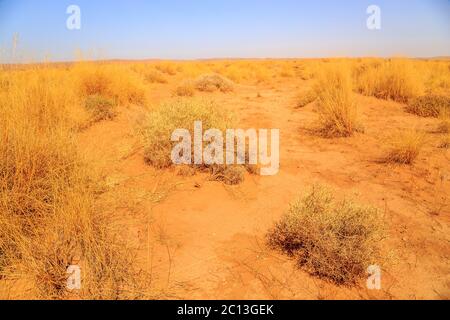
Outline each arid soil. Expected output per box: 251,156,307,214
77,75,449,300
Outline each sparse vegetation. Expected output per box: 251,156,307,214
141,98,235,169
384,129,425,164
314,64,361,137
356,59,424,103
195,74,234,93
0,67,142,299
406,94,450,118
267,185,385,285
143,69,168,84
296,89,317,108
85,94,118,122
75,63,147,106
174,81,196,97
210,165,246,185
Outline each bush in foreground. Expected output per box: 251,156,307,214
0,68,141,299
267,185,384,285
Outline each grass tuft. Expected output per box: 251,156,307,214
195,74,234,93
267,185,385,285
85,94,118,122
314,64,361,137
406,94,450,118
384,129,425,165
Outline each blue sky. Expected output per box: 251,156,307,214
0,0,449,62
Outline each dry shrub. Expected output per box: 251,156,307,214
140,99,252,184
267,185,384,285
406,94,450,118
314,64,361,137
356,59,424,103
0,66,142,299
75,63,147,106
437,111,450,134
384,129,425,165
425,61,450,94
141,98,235,169
143,69,168,84
174,81,195,97
217,61,270,84
195,74,234,93
155,62,178,76
85,94,117,122
296,89,317,108
439,134,450,149
210,165,246,185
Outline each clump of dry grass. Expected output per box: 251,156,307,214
210,165,246,185
424,61,450,94
439,134,450,149
141,98,235,169
140,99,253,185
267,185,384,285
173,81,195,97
406,94,450,118
143,69,168,84
0,65,144,299
195,74,234,93
85,94,117,122
296,89,317,108
155,62,178,76
356,59,424,103
75,63,148,106
384,129,425,164
314,64,361,137
437,112,450,134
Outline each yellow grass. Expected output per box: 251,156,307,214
356,58,424,103
267,185,385,284
384,129,426,164
314,63,360,137
0,65,143,299
74,62,148,106
1,57,448,298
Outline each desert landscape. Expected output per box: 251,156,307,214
0,57,449,300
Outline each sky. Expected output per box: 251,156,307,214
0,0,449,62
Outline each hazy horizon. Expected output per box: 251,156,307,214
1,0,449,63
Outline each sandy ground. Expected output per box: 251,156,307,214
78,76,450,300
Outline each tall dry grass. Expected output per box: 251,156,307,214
356,58,424,103
314,63,360,137
0,65,143,299
74,62,148,106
